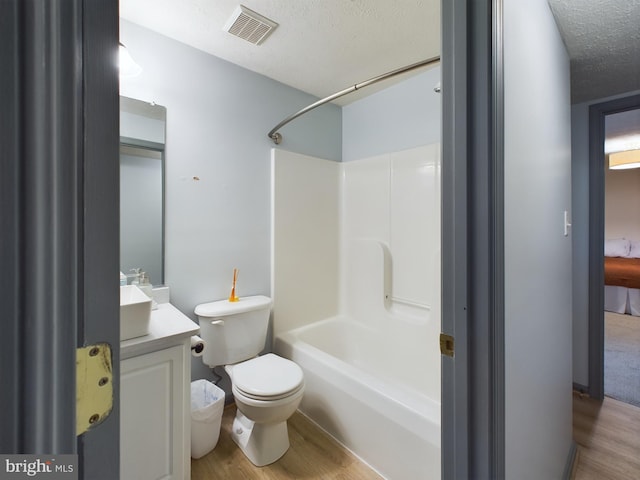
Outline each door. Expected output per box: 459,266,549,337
587,94,640,399
0,1,120,478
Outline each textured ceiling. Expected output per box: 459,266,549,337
547,0,640,104
120,1,638,106
119,0,441,105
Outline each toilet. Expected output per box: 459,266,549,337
194,295,304,466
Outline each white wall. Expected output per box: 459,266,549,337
271,149,340,336
335,67,442,401
571,89,640,386
504,1,573,478
341,146,440,314
340,145,441,399
271,144,441,401
119,20,342,383
605,168,640,240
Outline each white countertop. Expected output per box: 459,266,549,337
121,302,199,360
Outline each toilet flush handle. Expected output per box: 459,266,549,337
210,319,225,326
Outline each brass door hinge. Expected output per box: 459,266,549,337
440,333,455,357
76,343,113,436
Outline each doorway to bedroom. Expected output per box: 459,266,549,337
602,107,640,408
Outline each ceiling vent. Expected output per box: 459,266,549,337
223,5,278,45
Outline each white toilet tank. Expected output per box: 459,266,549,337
195,295,272,367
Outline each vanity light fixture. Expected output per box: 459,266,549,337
609,149,640,170
119,42,142,78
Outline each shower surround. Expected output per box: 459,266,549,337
271,144,441,479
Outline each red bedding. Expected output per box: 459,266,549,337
604,256,640,289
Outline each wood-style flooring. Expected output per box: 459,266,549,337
194,393,640,479
573,392,640,479
191,404,383,479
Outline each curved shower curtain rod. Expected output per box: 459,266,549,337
267,55,441,144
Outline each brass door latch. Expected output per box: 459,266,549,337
440,333,455,357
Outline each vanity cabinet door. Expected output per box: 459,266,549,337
121,344,188,480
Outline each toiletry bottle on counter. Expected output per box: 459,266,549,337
137,271,158,310
129,268,141,285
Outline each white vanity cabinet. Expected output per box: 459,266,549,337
120,302,199,480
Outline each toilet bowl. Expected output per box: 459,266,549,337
225,354,304,466
194,296,305,466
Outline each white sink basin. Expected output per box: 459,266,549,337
120,285,152,341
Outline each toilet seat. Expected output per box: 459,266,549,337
230,354,304,401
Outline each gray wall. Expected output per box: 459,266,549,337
119,20,441,388
119,20,342,383
504,1,573,478
120,150,163,285
571,89,640,386
119,103,166,285
342,66,441,161
120,110,165,144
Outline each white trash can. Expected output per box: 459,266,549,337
190,379,225,459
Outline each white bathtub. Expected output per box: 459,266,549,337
275,316,441,479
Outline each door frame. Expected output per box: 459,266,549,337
0,1,119,477
587,93,640,399
79,1,120,478
441,0,505,478
1,0,509,477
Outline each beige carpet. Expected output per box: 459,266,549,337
605,311,640,407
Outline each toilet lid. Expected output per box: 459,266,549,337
232,354,303,399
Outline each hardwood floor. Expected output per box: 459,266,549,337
191,404,383,479
573,392,640,479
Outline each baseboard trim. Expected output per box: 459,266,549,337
563,441,578,480
573,382,589,395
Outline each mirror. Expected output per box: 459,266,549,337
120,96,166,285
